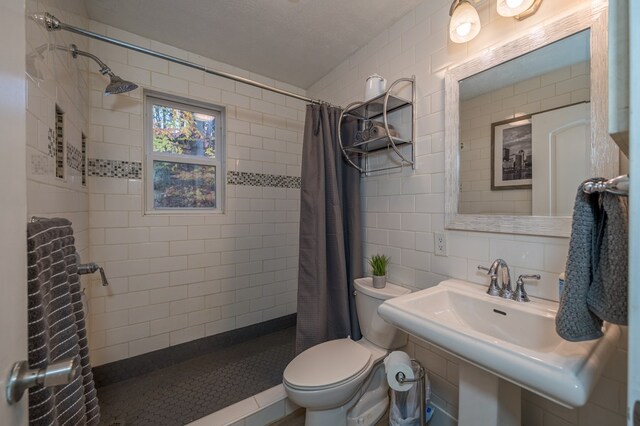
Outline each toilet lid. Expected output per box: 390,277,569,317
283,339,372,390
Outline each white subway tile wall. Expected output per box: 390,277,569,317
85,22,305,366
25,1,91,282
308,0,626,425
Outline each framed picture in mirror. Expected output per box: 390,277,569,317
491,115,533,190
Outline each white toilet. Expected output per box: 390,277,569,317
283,277,411,426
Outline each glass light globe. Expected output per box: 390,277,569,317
449,1,481,43
497,0,535,17
456,22,472,37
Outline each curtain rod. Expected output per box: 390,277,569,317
32,12,333,107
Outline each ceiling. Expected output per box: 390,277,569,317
84,0,424,89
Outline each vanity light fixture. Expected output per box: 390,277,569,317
496,0,543,20
449,0,482,44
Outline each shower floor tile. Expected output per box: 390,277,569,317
97,326,296,426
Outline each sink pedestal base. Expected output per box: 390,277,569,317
458,362,521,426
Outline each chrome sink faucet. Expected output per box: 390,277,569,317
478,259,512,299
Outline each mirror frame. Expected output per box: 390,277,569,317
444,4,618,237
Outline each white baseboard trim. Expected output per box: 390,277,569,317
186,384,298,426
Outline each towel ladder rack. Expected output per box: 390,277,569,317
583,174,629,196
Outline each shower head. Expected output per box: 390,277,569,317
105,74,139,95
68,44,138,95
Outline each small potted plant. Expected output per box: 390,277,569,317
368,254,390,289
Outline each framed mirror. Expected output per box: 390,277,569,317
444,5,618,237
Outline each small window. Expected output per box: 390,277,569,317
144,92,225,213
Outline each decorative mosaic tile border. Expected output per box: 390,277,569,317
30,152,54,176
55,110,64,179
87,158,301,189
67,144,83,173
47,128,56,158
227,171,301,189
81,137,87,186
88,158,143,179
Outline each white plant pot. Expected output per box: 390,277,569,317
372,275,386,289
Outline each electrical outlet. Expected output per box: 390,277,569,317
435,232,447,256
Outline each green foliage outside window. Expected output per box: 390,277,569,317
152,105,216,158
153,161,216,208
152,104,218,208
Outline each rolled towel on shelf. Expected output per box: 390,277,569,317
370,124,398,139
355,120,398,142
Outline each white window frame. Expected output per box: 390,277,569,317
144,91,225,214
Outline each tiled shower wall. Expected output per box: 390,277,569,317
84,22,304,366
308,0,627,425
25,0,90,270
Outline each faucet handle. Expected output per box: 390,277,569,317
97,267,109,287
477,265,490,273
512,274,540,302
519,274,541,281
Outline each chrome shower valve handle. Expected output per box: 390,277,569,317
75,253,109,286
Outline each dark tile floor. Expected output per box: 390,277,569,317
98,326,296,426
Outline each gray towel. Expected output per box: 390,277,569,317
27,218,100,425
587,192,629,324
556,179,604,341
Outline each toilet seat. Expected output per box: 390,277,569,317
283,338,372,391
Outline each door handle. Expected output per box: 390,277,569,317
5,358,78,405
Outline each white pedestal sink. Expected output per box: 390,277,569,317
378,279,620,425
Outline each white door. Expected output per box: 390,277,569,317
531,102,591,216
0,0,29,423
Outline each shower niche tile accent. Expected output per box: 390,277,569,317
55,105,65,179
81,133,87,186
67,144,83,174
47,128,56,158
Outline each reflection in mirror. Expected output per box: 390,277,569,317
458,30,595,216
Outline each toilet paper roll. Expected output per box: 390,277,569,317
384,351,414,392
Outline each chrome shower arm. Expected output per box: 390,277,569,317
30,13,110,73
67,45,113,76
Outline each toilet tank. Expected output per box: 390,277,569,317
354,278,411,349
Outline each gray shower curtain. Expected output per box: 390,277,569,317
296,104,363,354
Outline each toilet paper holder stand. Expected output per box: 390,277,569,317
394,359,427,426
